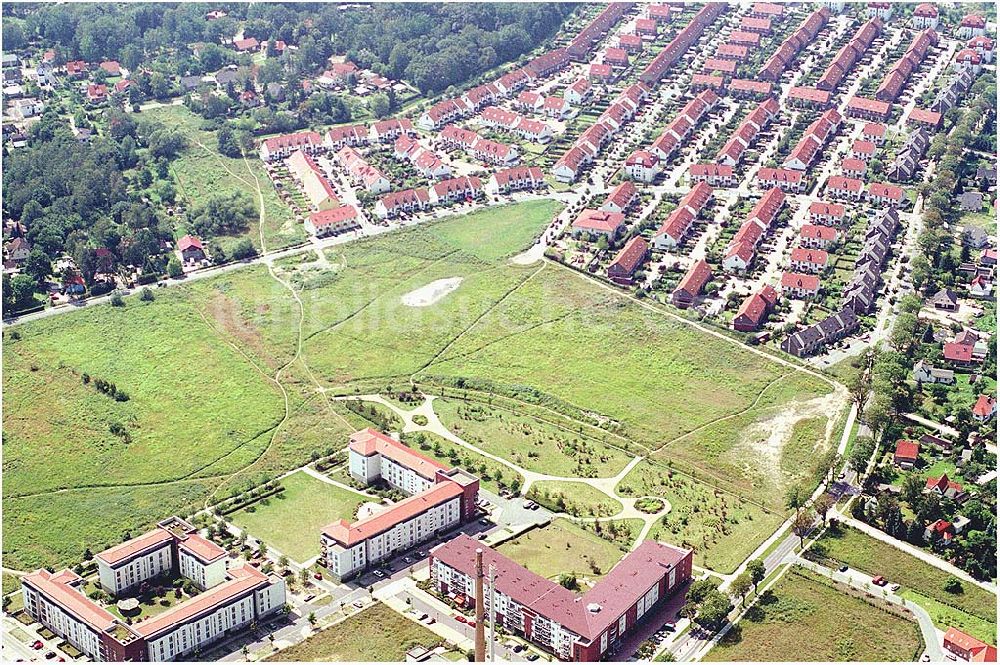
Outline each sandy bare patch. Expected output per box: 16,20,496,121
730,392,847,490
401,277,462,307
511,242,545,265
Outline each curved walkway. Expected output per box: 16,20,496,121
329,393,673,546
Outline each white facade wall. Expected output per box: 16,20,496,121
379,456,434,495
146,579,285,661
99,543,173,595
179,551,227,590
22,585,103,660
348,450,381,484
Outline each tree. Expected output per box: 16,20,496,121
849,435,876,474
730,572,752,607
24,248,53,284
9,274,37,307
110,292,125,307
558,573,579,590
814,494,835,526
792,510,813,547
307,611,316,625
167,258,183,278
278,554,289,569
846,368,871,411
139,287,154,302
785,485,807,514
693,590,732,631
746,558,766,592
231,239,258,261
901,474,924,507
943,576,963,594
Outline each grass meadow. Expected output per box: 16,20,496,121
495,518,627,580
704,569,923,662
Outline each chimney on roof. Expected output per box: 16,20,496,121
475,549,486,662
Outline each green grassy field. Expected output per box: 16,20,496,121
399,431,524,495
809,526,997,630
496,518,627,580
137,105,303,252
432,398,631,478
2,197,830,574
267,602,440,661
618,461,783,574
230,471,369,562
528,481,623,518
704,569,924,662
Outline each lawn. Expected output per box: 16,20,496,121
704,568,923,662
137,105,303,252
808,525,997,627
496,518,627,580
618,461,784,574
432,398,631,478
230,470,369,563
424,199,562,262
399,431,524,496
528,481,623,518
267,602,440,661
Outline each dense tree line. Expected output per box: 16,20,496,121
3,3,576,95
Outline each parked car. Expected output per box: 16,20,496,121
44,652,56,660
838,565,848,573
872,575,887,586
373,570,384,578
32,642,43,650
454,614,468,624
352,600,364,609
313,572,323,580
889,583,901,592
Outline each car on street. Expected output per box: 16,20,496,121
479,518,490,525
838,565,848,572
663,623,676,632
313,572,323,580
373,570,384,578
352,600,364,609
872,575,887,586
304,594,315,602
526,653,539,661
44,652,56,660
889,583,901,592
454,614,467,624
522,500,533,509
32,642,43,650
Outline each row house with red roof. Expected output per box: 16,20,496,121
394,136,452,179
287,150,340,211
728,78,772,99
953,48,984,75
784,109,842,171
618,33,643,55
787,86,831,110
486,166,545,195
372,118,415,143
876,29,938,103
958,14,988,40
826,175,864,201
847,96,891,122
418,98,471,131
818,19,882,92
723,188,785,272
717,97,780,167
608,236,649,285
480,106,553,143
808,202,845,226
431,534,692,661
572,209,625,239
965,36,993,64
943,627,997,662
429,176,483,206
601,182,638,215
337,146,392,193
799,224,840,250
624,150,661,183
789,247,829,274
640,4,726,85
842,158,867,180
733,284,779,332
852,139,877,162
324,124,370,151
755,167,804,193
305,206,359,238
567,2,634,61
690,164,736,188
758,9,830,82
672,260,712,308
439,124,519,166
652,182,714,250
650,88,721,164
375,188,431,219
259,131,322,162
867,182,904,207
323,429,479,581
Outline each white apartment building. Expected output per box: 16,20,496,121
97,529,175,596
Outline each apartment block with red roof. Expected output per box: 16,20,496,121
23,516,285,661
321,429,479,581
733,284,779,332
432,534,692,661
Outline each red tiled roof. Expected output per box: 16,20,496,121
349,428,446,479
944,627,997,662
781,272,820,292
309,205,358,228
868,182,903,200
735,285,778,327
178,534,226,563
677,259,712,296
324,481,464,546
573,209,625,234
178,235,203,252
800,224,838,241
973,394,995,417
23,569,118,633
809,202,845,218
894,439,919,461
827,175,863,192
604,181,637,209
96,529,174,566
609,237,649,275
790,247,828,266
